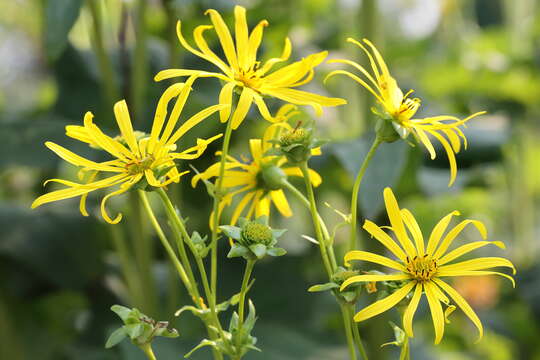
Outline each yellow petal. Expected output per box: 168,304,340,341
230,191,256,226
270,189,292,217
149,83,185,151
45,142,124,173
253,93,272,121
426,210,460,255
427,129,458,186
259,37,292,75
362,219,407,262
218,82,235,123
436,270,515,287
255,194,270,217
113,100,139,156
167,103,229,146
400,208,425,255
325,69,383,104
362,38,391,79
249,139,263,163
353,281,415,322
234,6,249,70
154,68,229,82
413,128,436,160
247,20,268,65
438,257,516,275
340,273,410,291
83,112,132,161
383,188,417,258
438,240,505,266
424,281,445,344
403,282,423,337
100,175,141,224
433,278,483,343
205,9,239,69
193,25,232,76
231,86,255,129
433,219,487,259
344,250,406,271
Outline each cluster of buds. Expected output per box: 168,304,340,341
220,216,287,260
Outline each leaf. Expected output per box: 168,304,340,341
307,282,339,292
184,339,218,358
331,134,408,218
111,305,132,322
44,0,83,60
105,328,126,349
227,243,250,258
123,323,144,339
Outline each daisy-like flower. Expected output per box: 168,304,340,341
326,38,486,186
32,77,227,224
154,5,346,130
191,127,321,228
341,187,515,344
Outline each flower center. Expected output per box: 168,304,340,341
235,69,263,90
396,98,420,122
241,222,273,246
125,156,154,175
406,254,438,281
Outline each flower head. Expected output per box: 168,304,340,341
326,38,486,185
192,127,322,228
154,5,346,130
32,77,227,224
341,188,515,344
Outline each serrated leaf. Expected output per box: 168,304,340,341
307,282,339,292
105,327,126,349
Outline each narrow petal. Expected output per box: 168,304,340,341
231,87,255,129
427,129,458,186
255,194,270,217
438,257,516,274
149,82,184,151
438,240,505,265
433,278,483,343
403,282,423,337
362,220,407,262
424,281,445,344
353,281,415,322
270,189,292,217
436,270,515,287
247,20,268,65
249,139,263,163
100,175,141,224
234,6,249,70
166,104,229,146
383,188,417,258
205,9,239,70
258,37,292,75
45,142,124,173
83,112,132,160
325,69,384,104
218,82,235,123
253,93,273,121
344,250,407,271
340,273,410,291
413,127,436,160
113,100,139,155
230,191,256,226
400,208,425,255
192,25,232,76
426,210,460,255
433,219,487,260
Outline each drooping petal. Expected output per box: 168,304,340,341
427,129,458,186
149,82,185,151
45,142,125,173
433,278,483,343
438,257,516,275
424,281,445,344
218,82,235,123
403,282,423,337
344,250,407,272
231,86,255,129
166,104,229,146
353,281,415,322
255,194,270,217
230,191,256,226
154,68,230,82
270,189,292,217
325,69,384,104
383,188,417,258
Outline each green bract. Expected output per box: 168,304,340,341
220,216,287,260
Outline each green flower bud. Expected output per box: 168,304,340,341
241,221,273,246
258,164,287,190
278,128,314,163
375,118,401,143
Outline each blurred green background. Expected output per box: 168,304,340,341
1,0,539,359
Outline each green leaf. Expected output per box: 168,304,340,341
267,247,287,257
271,229,287,238
110,305,132,322
184,339,218,358
220,225,241,240
227,243,250,258
331,135,408,218
307,282,339,292
45,0,83,60
105,327,126,349
123,323,144,339
249,244,267,259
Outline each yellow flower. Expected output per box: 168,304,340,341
326,38,486,186
191,127,321,228
154,5,346,130
32,77,227,224
341,188,515,344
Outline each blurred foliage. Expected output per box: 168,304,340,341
0,0,539,359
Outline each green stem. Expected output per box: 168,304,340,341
131,0,148,124
210,109,236,303
349,305,369,360
87,0,119,111
298,162,333,275
340,305,358,360
140,343,157,360
238,260,255,324
349,137,381,252
138,190,191,292
399,335,409,360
